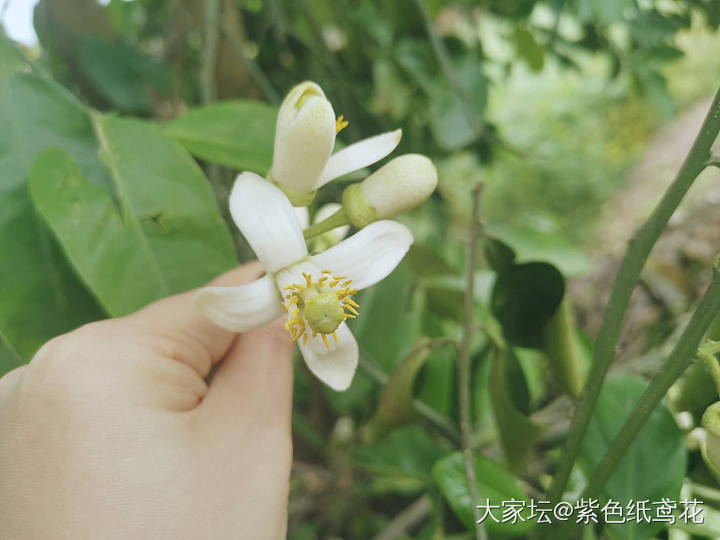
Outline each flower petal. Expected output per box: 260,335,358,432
229,172,308,272
298,322,358,391
315,129,402,188
194,275,283,332
294,206,310,230
310,220,413,290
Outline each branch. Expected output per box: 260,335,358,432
370,495,432,540
582,258,720,498
457,184,487,540
547,87,720,501
199,0,220,104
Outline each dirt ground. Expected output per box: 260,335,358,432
571,95,720,361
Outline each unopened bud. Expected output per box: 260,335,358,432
702,402,720,477
342,154,437,228
269,81,336,202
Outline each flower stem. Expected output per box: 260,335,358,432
458,184,487,540
303,208,350,240
547,87,720,502
582,258,720,498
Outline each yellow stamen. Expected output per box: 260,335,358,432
345,305,359,316
302,334,308,345
333,331,339,342
345,298,359,308
335,115,348,134
322,269,332,274
322,334,330,348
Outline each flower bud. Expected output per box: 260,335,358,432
342,154,437,228
703,402,720,478
269,81,336,202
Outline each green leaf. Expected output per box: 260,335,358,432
0,336,22,377
491,262,565,348
76,35,171,114
579,375,687,540
484,222,590,276
432,452,535,535
0,39,105,359
513,27,544,72
364,342,430,442
29,116,237,316
482,236,516,273
490,349,544,473
164,100,277,173
351,426,447,494
407,244,457,278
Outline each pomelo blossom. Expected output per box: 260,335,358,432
268,81,402,205
195,173,413,390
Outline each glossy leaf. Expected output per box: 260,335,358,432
579,375,687,540
163,100,277,173
30,116,237,316
432,452,535,535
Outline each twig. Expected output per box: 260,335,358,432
370,495,432,540
457,184,487,540
547,87,720,502
358,354,461,445
199,0,220,104
582,258,720,498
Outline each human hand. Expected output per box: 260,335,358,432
0,263,294,540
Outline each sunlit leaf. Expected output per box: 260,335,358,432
0,37,105,360
164,100,277,173
29,117,237,316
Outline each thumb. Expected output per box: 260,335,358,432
123,262,264,378
198,317,295,439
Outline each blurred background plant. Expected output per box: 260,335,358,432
2,0,720,538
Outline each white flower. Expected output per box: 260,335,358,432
269,81,402,202
194,173,413,390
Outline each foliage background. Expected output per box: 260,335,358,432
2,0,720,538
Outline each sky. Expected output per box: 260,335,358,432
1,0,40,45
